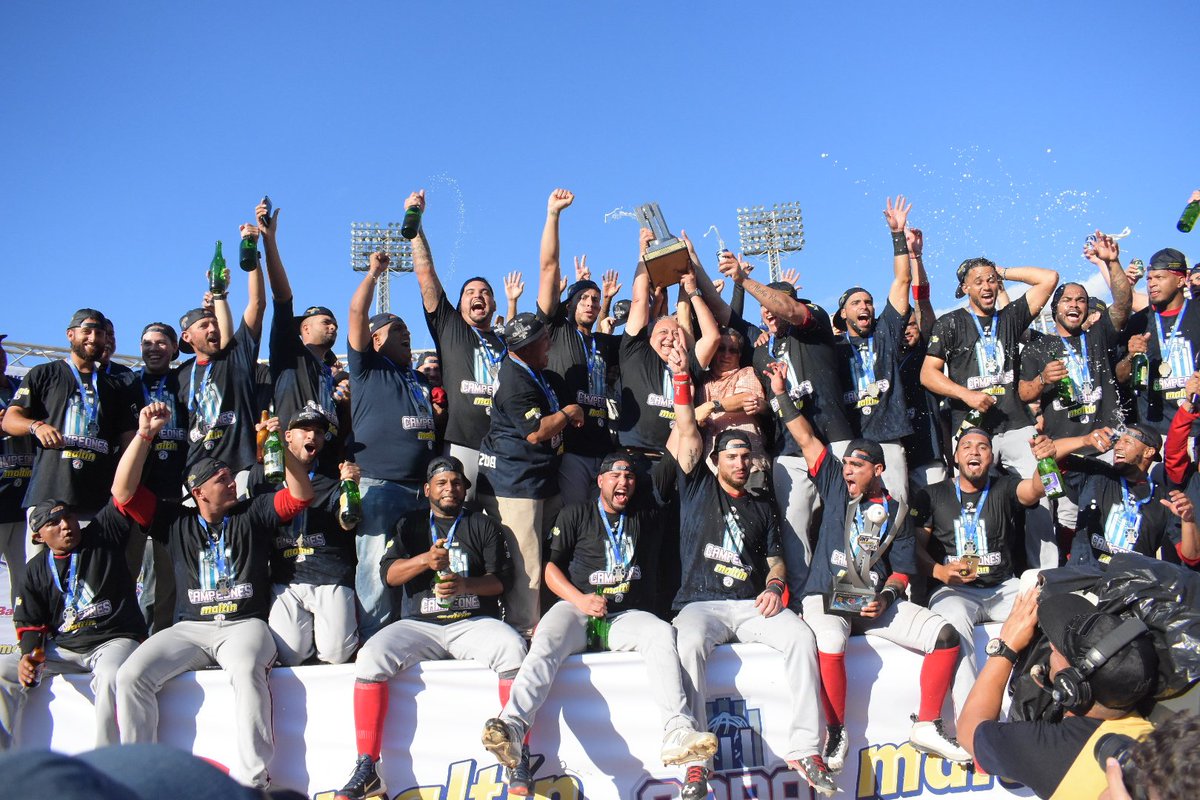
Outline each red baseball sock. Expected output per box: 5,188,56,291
817,651,846,727
498,676,514,709
354,680,388,761
918,646,959,721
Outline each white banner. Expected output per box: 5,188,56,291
0,555,15,657
18,623,1031,799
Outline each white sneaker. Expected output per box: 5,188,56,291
909,717,972,764
661,726,718,766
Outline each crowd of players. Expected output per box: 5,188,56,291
0,188,1196,800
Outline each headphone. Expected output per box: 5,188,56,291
1051,617,1149,713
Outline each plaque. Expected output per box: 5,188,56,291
635,203,691,289
827,582,876,616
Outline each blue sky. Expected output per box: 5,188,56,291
3,1,1198,355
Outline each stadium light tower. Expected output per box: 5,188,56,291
736,202,805,283
350,222,414,314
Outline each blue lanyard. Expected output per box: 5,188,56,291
471,327,507,367
47,551,81,609
138,368,169,407
955,479,991,542
320,365,335,414
429,511,463,549
1119,478,1154,516
66,360,99,428
845,333,877,388
383,359,432,417
290,471,316,539
577,330,604,392
1154,299,1189,358
197,516,230,579
511,354,560,413
1057,334,1091,384
970,313,999,374
597,499,629,572
187,360,213,415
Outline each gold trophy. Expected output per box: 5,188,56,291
635,203,691,289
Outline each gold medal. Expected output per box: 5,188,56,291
1160,361,1173,377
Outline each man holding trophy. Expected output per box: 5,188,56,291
766,363,969,771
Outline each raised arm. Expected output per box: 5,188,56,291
212,290,236,351
503,271,524,321
348,252,388,352
626,256,651,336
680,270,720,368
720,253,812,327
112,403,170,504
764,362,824,466
1088,231,1132,331
538,189,574,317
907,227,935,339
600,269,621,320
665,334,704,473
883,195,913,316
1015,437,1052,507
1094,248,1148,313
240,223,267,338
255,200,290,302
406,190,443,315
997,265,1060,316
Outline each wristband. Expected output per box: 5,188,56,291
880,585,902,607
712,398,724,413
29,421,43,435
211,292,228,300
774,391,800,424
891,231,908,257
766,578,786,596
911,284,930,301
672,373,691,405
688,289,702,299
138,431,155,444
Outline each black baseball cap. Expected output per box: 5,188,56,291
295,305,337,327
1039,594,1158,710
613,298,631,326
836,286,872,321
1148,248,1187,273
504,312,547,351
29,498,72,534
843,438,885,466
426,455,470,488
287,404,330,432
140,322,178,346
177,308,216,354
599,451,637,474
955,256,997,298
564,280,600,308
67,308,107,330
766,281,798,300
1121,424,1162,459
713,429,753,453
368,313,404,336
185,457,231,492
416,353,439,369
956,427,992,447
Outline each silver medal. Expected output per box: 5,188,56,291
862,405,873,416
722,576,734,587
612,593,624,603
86,421,99,437
62,606,77,629
866,383,880,398
1160,361,1173,377
986,359,998,373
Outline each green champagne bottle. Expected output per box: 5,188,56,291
586,586,610,651
239,234,258,272
338,478,362,526
1037,451,1066,499
1177,198,1200,233
263,429,285,484
1130,352,1150,392
400,202,422,240
208,241,228,294
1056,374,1078,406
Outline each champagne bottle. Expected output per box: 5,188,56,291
1037,450,1066,499
956,407,985,437
338,478,362,527
400,202,422,240
1056,374,1078,406
1177,198,1200,234
263,427,285,484
207,241,228,294
27,635,46,688
256,410,269,463
239,233,258,272
586,586,610,652
1130,352,1150,392
432,540,453,609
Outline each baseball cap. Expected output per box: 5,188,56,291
185,457,230,492
368,313,403,336
503,312,547,351
177,308,216,354
713,429,753,453
954,257,997,298
599,451,637,474
843,438,885,466
836,286,872,322
564,280,600,308
613,298,631,326
1087,297,1108,316
67,308,107,329
1121,424,1162,457
1039,593,1159,710
1148,248,1187,273
426,455,470,487
294,305,337,327
287,403,330,432
29,498,72,533
416,353,439,369
955,427,993,447
766,281,798,300
141,322,178,346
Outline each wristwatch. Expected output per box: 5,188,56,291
985,637,1019,664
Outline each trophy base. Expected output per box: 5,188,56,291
826,585,876,617
644,239,691,289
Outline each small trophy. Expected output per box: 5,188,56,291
959,539,980,577
635,203,691,289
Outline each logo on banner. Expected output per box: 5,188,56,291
707,696,764,771
855,740,1019,799
313,755,583,800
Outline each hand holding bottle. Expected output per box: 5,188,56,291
426,538,450,573
576,590,607,618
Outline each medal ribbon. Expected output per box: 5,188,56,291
382,359,433,418
47,551,82,611
138,368,169,407
597,499,630,574
1116,477,1154,545
510,354,560,413
955,480,991,556
970,313,1000,376
577,330,605,396
429,511,463,550
1057,335,1092,389
471,327,506,383
66,360,99,432
187,360,214,421
1153,299,1190,374
197,516,231,583
845,333,877,393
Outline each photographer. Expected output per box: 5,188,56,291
1100,710,1200,800
957,591,1159,799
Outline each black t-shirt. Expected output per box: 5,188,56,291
382,507,510,624
833,302,913,442
973,715,1152,800
617,329,686,452
425,293,506,448
925,296,1035,433
11,360,135,511
910,475,1023,587
0,377,35,523
249,468,356,589
899,340,945,469
347,345,436,483
1123,301,1200,436
478,356,563,498
1069,459,1179,565
547,500,660,614
672,451,782,609
119,368,189,500
802,447,915,598
731,306,855,457
1020,318,1120,442
148,492,291,623
269,298,347,468
177,322,263,472
544,309,617,458
14,501,147,652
